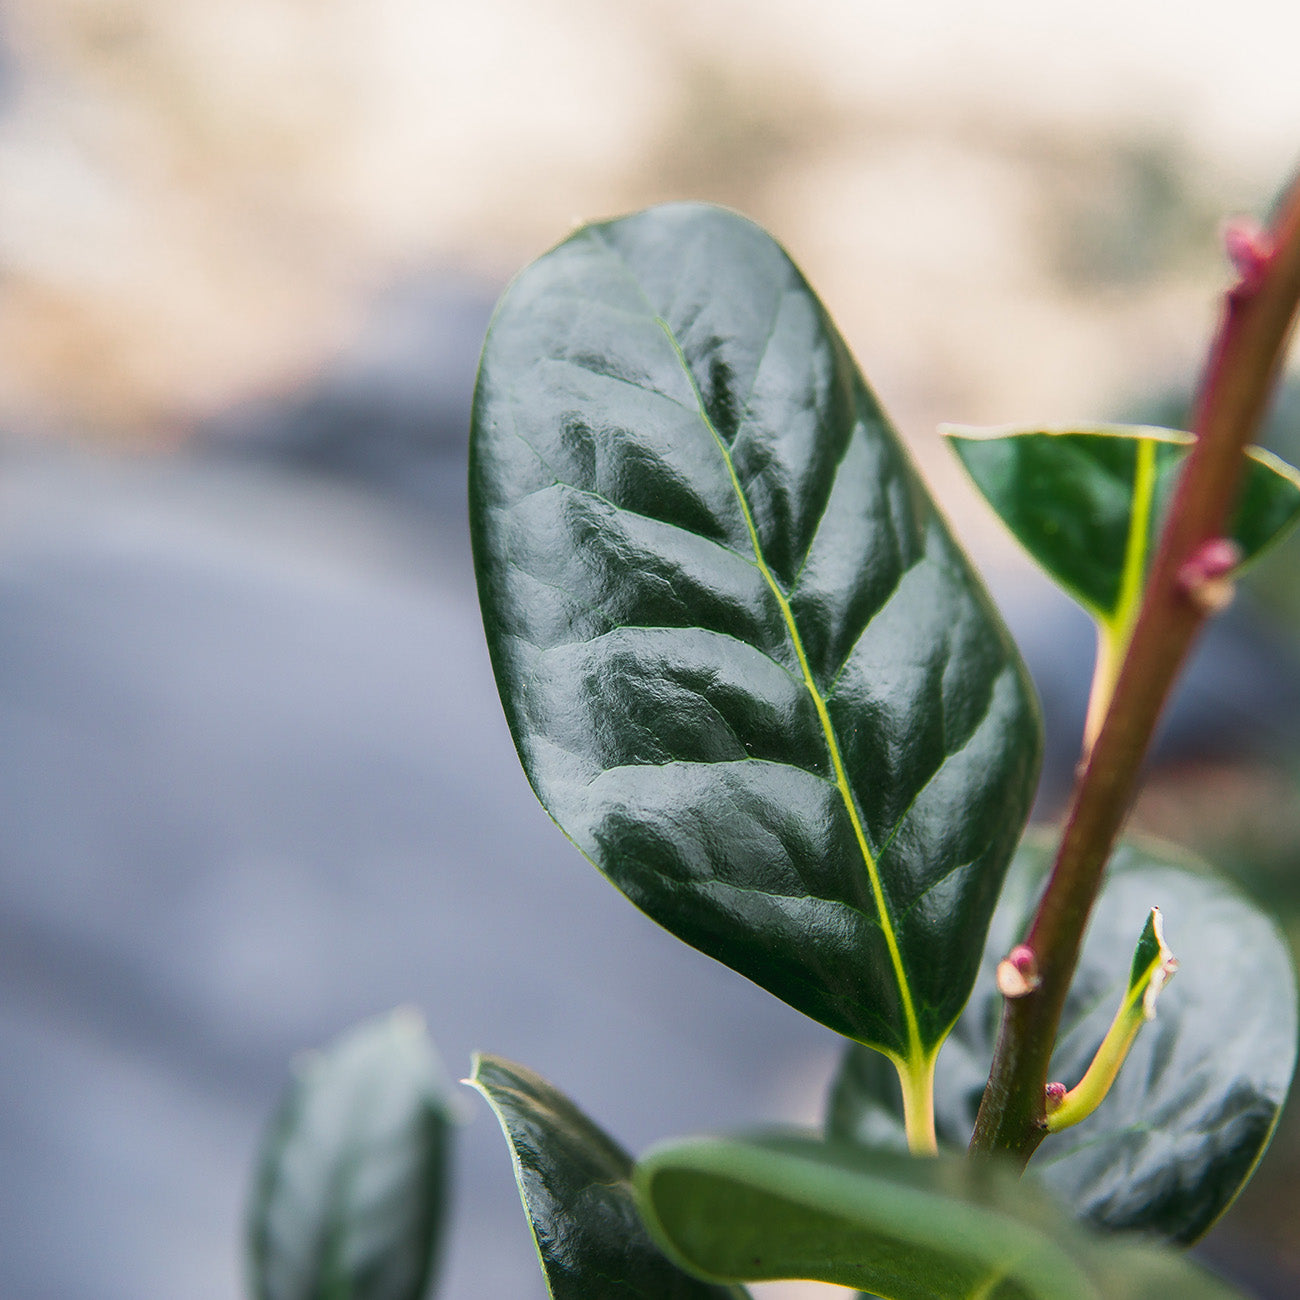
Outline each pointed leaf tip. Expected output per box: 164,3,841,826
469,1053,741,1299
1134,907,1179,1021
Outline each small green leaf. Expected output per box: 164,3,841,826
1044,907,1178,1132
949,426,1300,743
634,1132,1241,1298
947,425,1300,625
467,1053,743,1300
829,834,1299,1244
471,203,1042,1099
248,1008,455,1300
1127,906,1177,1009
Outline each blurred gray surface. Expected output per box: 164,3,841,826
0,441,838,1300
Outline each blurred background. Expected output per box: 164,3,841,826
1,2,1299,1297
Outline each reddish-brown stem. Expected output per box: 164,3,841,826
970,171,1300,1162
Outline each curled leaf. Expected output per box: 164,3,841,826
1046,906,1178,1133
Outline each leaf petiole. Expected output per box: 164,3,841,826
894,1050,939,1155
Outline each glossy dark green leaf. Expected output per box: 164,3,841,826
248,1009,454,1300
467,1053,744,1299
634,1132,1241,1298
829,834,1299,1243
470,202,1042,1073
947,425,1300,624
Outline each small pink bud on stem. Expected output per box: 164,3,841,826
1224,216,1276,297
996,944,1041,999
1044,1081,1067,1114
1176,537,1242,615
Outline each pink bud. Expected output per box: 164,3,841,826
996,944,1041,998
1009,944,1036,973
1223,217,1275,296
1044,1081,1067,1112
1177,537,1243,614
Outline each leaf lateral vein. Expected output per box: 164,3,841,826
650,312,924,1060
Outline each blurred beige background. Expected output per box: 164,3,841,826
3,0,1297,448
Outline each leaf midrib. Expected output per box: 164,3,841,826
648,313,923,1063
1110,436,1158,637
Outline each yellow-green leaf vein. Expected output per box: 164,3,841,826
655,317,924,1066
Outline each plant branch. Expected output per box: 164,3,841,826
970,170,1300,1162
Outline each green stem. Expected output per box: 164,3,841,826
970,171,1300,1163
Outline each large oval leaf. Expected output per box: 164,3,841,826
248,1008,455,1300
467,1053,743,1300
470,202,1042,1072
829,834,1299,1244
634,1132,1241,1298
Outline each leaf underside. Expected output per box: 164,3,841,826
635,1132,1242,1298
829,834,1299,1244
248,1009,454,1300
468,1053,741,1300
948,426,1300,624
471,202,1042,1061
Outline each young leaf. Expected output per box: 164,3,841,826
1045,906,1178,1133
634,1132,1242,1298
947,426,1300,742
946,426,1300,624
470,202,1042,1101
248,1008,455,1300
467,1053,744,1300
829,834,1299,1244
